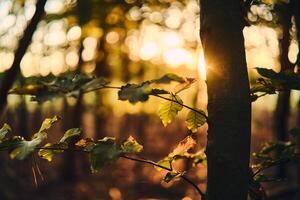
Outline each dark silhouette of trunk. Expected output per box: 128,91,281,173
200,1,251,200
293,0,300,198
274,2,293,178
0,0,47,116
93,35,111,139
61,93,82,183
17,97,28,138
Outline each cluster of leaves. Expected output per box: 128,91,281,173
3,73,209,197
249,128,300,199
155,136,206,183
251,68,300,101
0,116,143,173
9,74,109,102
10,73,207,133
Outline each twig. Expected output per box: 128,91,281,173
81,85,207,119
151,94,208,120
35,146,89,153
120,155,205,199
82,85,121,94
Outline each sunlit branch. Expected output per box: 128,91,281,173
32,146,205,199
34,147,89,153
120,155,206,199
151,93,208,120
81,85,208,119
82,85,121,94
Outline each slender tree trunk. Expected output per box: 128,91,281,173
0,0,47,116
200,1,251,200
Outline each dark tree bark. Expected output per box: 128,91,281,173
274,2,293,178
200,1,251,200
0,0,47,116
293,0,300,198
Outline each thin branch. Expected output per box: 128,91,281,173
151,94,208,119
81,85,207,119
252,158,291,178
35,146,89,153
120,155,205,199
0,0,47,116
82,85,121,94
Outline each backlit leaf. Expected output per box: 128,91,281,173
81,77,109,91
0,123,11,141
163,171,180,183
186,109,207,133
174,78,196,94
158,95,183,126
0,136,23,151
10,132,47,160
75,138,95,151
38,142,68,161
90,137,120,173
118,82,152,104
38,116,60,134
151,73,184,84
155,158,172,171
169,136,196,158
59,128,82,143
121,136,143,153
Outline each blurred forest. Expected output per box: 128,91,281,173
0,0,299,199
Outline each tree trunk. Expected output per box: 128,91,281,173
0,0,47,116
200,1,251,200
293,0,300,198
274,2,292,178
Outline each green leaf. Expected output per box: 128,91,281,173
81,77,109,91
256,68,278,79
155,158,172,171
90,137,120,173
168,136,196,158
0,123,11,141
158,95,183,126
151,73,184,84
38,116,60,134
186,109,207,133
10,74,108,102
9,84,45,95
38,142,68,161
0,136,23,151
150,88,169,95
75,138,95,151
118,82,152,104
121,136,143,153
10,132,47,160
59,128,82,143
174,78,196,94
163,171,181,183
254,174,281,183
9,116,59,160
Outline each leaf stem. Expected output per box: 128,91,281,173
151,94,208,120
35,146,89,153
120,155,205,199
81,85,207,119
83,85,121,93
